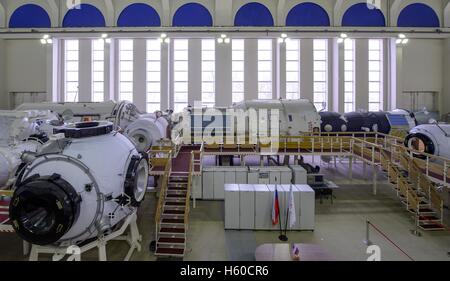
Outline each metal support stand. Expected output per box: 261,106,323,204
349,156,353,182
28,212,141,261
410,212,422,237
363,221,372,246
373,165,377,195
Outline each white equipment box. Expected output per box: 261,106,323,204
202,167,215,199
224,184,315,231
224,184,240,229
202,167,249,200
253,184,271,230
239,184,255,229
289,165,307,184
247,167,292,185
296,184,315,230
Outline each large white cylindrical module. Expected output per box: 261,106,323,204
0,140,42,188
9,121,149,246
231,99,321,135
15,101,169,152
15,101,117,123
0,110,60,146
405,124,450,159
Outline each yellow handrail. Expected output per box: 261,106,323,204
0,190,13,197
154,159,172,228
184,152,194,225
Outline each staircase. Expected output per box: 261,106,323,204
155,173,189,257
153,145,201,259
381,150,446,231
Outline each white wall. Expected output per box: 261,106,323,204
4,40,47,108
402,40,443,93
400,39,443,112
0,40,5,109
0,37,448,114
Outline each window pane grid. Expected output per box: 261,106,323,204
258,39,272,100
174,39,189,112
92,40,104,102
344,39,355,113
119,39,134,102
232,39,245,103
286,39,300,100
313,39,328,111
65,40,79,102
146,39,161,113
202,39,215,107
368,39,383,111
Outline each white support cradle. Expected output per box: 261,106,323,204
28,212,142,261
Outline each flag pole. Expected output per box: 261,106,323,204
277,179,288,242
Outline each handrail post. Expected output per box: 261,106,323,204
363,220,372,246
444,161,448,185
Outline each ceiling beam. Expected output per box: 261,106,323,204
277,0,285,26
0,1,5,28
104,0,114,27
46,0,58,27
215,0,232,26
161,0,171,27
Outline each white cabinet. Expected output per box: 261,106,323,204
235,167,248,184
224,184,315,231
266,185,286,231
239,184,255,229
202,168,215,199
253,184,272,230
248,167,292,185
202,167,249,200
213,169,225,200
296,185,315,230
289,165,307,184
191,176,202,199
281,185,301,230
224,184,240,229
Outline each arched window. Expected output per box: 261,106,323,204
118,3,161,27
9,4,51,28
235,2,274,26
63,4,106,27
286,2,330,26
173,3,212,26
398,3,440,27
342,3,385,27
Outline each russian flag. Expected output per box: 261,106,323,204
272,188,280,225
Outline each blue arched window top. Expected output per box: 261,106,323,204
9,4,51,28
342,3,385,27
235,2,274,26
286,2,330,26
172,3,213,26
118,3,161,27
397,3,440,27
63,4,106,27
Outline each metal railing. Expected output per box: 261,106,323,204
154,159,172,244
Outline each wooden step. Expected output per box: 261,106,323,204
418,223,446,231
409,207,436,215
155,247,185,257
166,193,186,198
418,215,441,222
164,209,185,215
168,186,187,191
169,177,188,183
165,201,185,207
161,218,185,224
167,190,187,195
160,227,185,234
158,237,185,245
164,197,185,202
